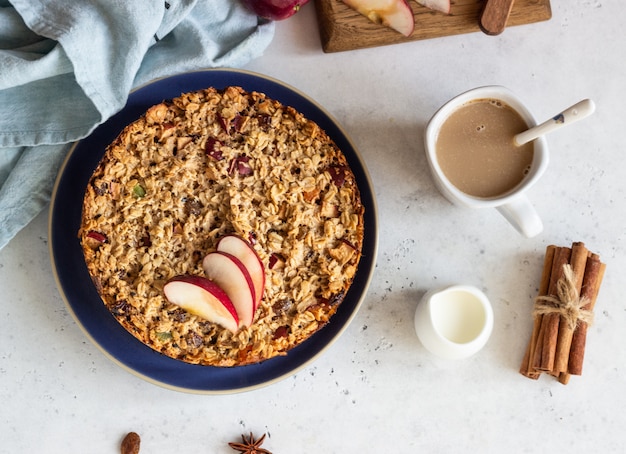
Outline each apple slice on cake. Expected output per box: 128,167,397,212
202,251,257,328
163,275,239,333
216,235,265,310
164,235,266,333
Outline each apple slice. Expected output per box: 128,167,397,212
416,0,450,14
342,0,415,37
202,251,256,328
163,275,239,333
217,235,265,310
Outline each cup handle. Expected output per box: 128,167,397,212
496,195,543,238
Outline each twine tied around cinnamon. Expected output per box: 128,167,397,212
533,264,594,330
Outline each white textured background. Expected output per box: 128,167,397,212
2,1,625,452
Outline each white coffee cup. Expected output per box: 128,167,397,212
414,285,494,360
425,86,549,238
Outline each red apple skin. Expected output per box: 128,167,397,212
242,0,311,21
163,275,239,333
202,251,256,328
217,235,266,310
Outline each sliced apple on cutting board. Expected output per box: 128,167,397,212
340,0,452,37
342,0,415,37
416,0,450,14
163,275,240,333
202,251,257,328
216,234,266,310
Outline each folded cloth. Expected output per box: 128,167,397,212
0,0,274,250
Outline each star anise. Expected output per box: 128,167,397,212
228,432,272,454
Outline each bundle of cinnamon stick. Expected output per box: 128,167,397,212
520,242,606,384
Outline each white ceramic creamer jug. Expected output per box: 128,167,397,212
414,285,494,360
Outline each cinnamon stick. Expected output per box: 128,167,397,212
520,245,556,378
553,242,589,374
534,247,571,372
521,243,605,383
567,255,606,375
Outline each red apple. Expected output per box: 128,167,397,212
163,275,239,333
243,0,310,21
202,251,256,328
217,235,266,310
342,0,415,37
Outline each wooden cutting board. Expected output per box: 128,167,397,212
315,0,552,53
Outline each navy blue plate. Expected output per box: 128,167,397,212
49,69,378,394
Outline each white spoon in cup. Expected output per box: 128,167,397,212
514,99,596,146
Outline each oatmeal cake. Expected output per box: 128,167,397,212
79,86,365,366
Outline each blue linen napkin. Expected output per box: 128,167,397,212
0,0,274,250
